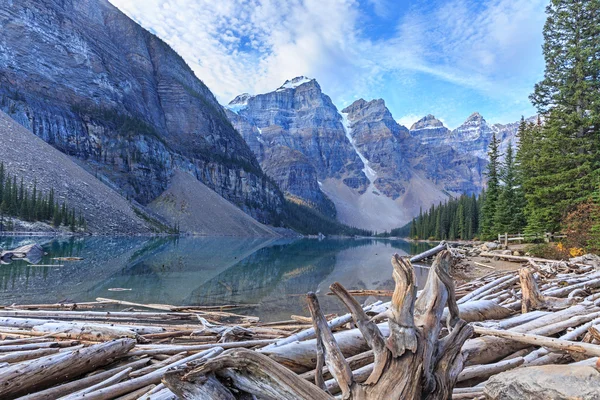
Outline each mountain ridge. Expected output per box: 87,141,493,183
226,76,531,231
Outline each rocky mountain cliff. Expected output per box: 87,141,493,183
225,77,367,217
227,77,529,231
0,0,283,226
0,110,153,234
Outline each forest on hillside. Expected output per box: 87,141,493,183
0,163,85,231
393,0,600,253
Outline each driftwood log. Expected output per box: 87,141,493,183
162,250,474,399
519,268,577,312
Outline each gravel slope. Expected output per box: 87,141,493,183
149,171,278,237
0,111,152,234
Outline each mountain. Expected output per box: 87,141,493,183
148,172,277,236
0,110,152,234
409,114,451,145
227,79,489,231
226,76,536,232
0,0,283,228
448,112,495,159
225,76,367,217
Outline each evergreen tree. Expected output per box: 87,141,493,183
480,132,501,239
527,0,600,231
494,143,526,233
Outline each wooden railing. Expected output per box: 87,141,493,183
497,232,567,246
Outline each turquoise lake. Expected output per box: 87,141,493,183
0,237,434,322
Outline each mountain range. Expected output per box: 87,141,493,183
0,0,532,234
226,77,531,231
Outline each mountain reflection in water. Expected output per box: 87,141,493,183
0,236,434,322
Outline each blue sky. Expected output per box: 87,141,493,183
109,0,548,128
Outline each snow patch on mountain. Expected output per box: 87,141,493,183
277,76,313,91
341,112,377,184
226,93,252,113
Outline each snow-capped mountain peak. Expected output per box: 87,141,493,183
277,76,315,91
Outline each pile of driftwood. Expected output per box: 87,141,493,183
0,244,600,399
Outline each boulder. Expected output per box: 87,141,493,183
484,365,600,400
482,242,500,251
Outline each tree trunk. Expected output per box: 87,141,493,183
0,338,135,399
163,251,474,399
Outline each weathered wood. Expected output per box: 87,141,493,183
457,275,516,304
261,301,384,351
59,367,133,399
78,348,223,400
0,347,60,363
130,339,275,356
16,358,151,400
165,348,333,400
32,322,139,342
168,251,472,400
457,356,524,382
519,268,576,312
0,338,135,398
474,326,600,358
409,241,447,263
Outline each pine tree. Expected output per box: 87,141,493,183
527,0,600,232
480,132,501,239
494,143,526,234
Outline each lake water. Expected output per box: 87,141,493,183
0,236,434,322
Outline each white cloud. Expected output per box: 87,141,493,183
396,115,421,129
108,0,547,123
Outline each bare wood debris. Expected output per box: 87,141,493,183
0,243,598,399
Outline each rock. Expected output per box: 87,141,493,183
502,250,513,255
226,77,368,216
0,0,283,225
513,251,522,256
483,242,500,251
484,365,600,400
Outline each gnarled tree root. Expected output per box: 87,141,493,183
163,251,473,399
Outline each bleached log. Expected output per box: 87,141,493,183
32,322,139,341
59,367,133,399
0,338,135,398
457,356,524,382
458,275,516,304
0,347,60,363
0,310,195,323
130,339,275,356
519,268,577,312
129,352,187,378
113,384,156,400
0,317,164,335
17,358,151,400
474,326,600,358
141,387,177,400
78,347,223,400
261,301,384,351
409,241,447,263
463,277,520,304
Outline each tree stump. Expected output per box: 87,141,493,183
162,251,473,399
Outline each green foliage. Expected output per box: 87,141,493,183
391,193,482,240
0,163,85,231
282,199,372,236
494,139,527,235
480,132,501,239
525,243,568,260
524,0,600,232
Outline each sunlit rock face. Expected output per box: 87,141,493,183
0,0,284,224
226,77,367,217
